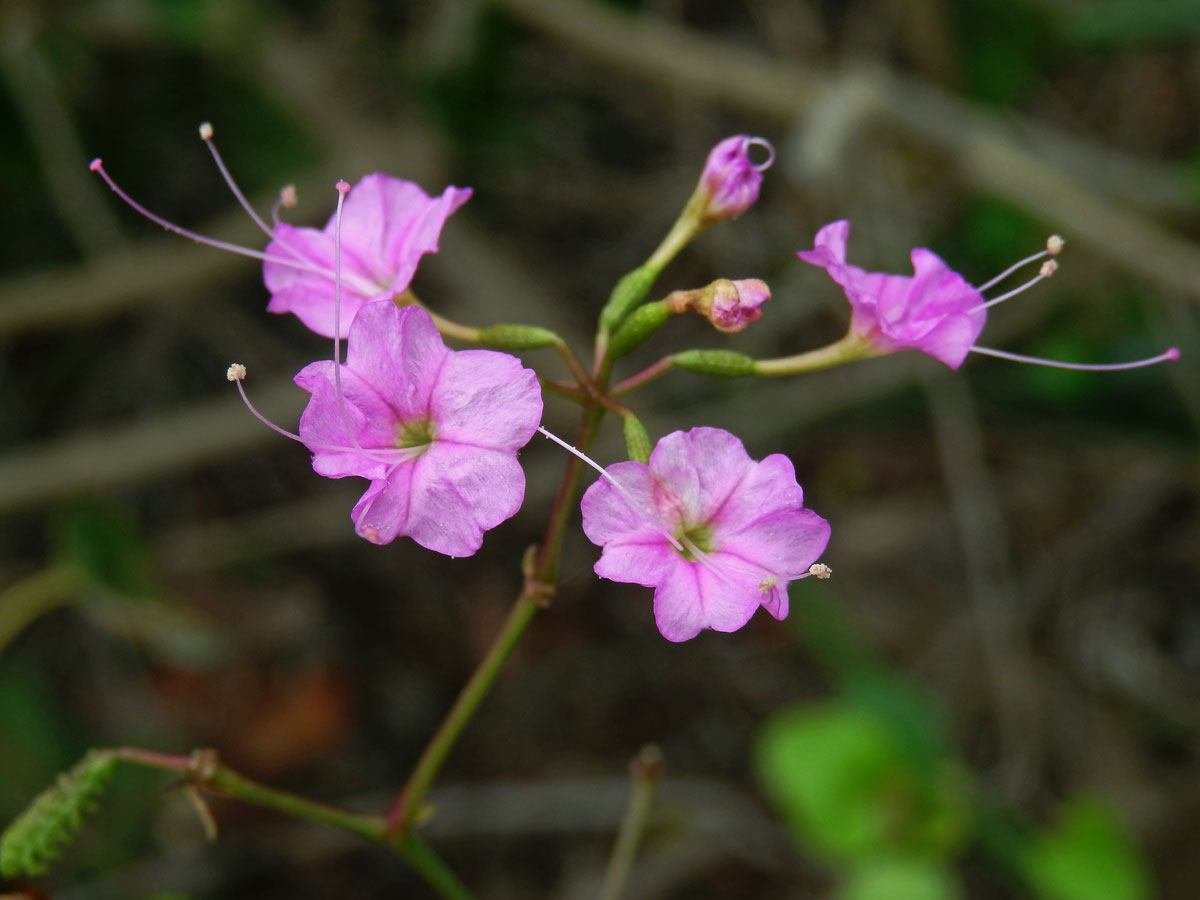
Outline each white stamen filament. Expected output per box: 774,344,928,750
535,426,683,552
974,247,1050,293
970,269,1048,314
200,123,275,239
969,345,1179,370
746,136,776,171
330,180,369,460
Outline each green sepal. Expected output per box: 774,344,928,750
476,323,559,350
622,415,653,464
599,265,658,335
608,302,670,359
673,349,756,377
1,749,118,878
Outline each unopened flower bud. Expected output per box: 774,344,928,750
697,136,774,225
665,278,770,334
707,278,769,333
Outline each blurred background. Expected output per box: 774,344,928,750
1,0,1197,898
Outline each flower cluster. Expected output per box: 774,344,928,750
94,126,1175,645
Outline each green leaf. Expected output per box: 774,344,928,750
1022,801,1152,897
1023,796,1151,900
755,703,907,861
1,750,118,878
840,855,960,900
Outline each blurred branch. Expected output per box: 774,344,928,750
0,377,303,514
0,2,127,254
490,0,1200,305
924,372,1042,800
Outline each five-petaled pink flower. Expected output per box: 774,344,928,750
294,300,542,555
581,427,830,642
797,220,986,369
266,174,472,338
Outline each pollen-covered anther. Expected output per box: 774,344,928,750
757,575,779,594
1039,259,1058,278
1046,234,1065,256
809,562,832,579
279,185,298,208
226,363,247,382
198,121,214,141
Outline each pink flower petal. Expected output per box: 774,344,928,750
264,174,471,338
433,349,544,450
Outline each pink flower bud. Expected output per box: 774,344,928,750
698,136,774,224
708,278,769,333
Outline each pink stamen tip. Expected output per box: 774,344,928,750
89,158,102,171
1039,259,1058,278
1167,347,1181,361
336,180,350,194
198,122,214,141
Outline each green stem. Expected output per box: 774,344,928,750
0,564,80,654
611,355,675,397
752,332,878,376
110,748,475,900
598,745,664,900
386,401,608,835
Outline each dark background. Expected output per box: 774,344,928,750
0,1,1197,898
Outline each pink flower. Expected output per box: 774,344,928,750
697,136,775,224
581,428,830,642
797,220,986,369
294,301,542,555
266,174,472,338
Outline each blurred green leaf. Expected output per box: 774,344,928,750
1022,796,1151,900
840,854,960,900
54,503,158,598
756,703,909,861
1058,1,1200,47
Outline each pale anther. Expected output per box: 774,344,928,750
198,122,214,141
809,563,832,579
1039,260,1058,278
226,363,247,382
1046,234,1065,256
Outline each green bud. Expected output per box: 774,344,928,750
622,415,653,464
599,265,659,335
608,301,670,359
476,323,559,350
672,349,756,377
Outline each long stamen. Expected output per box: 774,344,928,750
970,261,1057,314
969,345,1179,371
199,122,274,238
329,180,368,460
89,157,380,295
974,249,1048,293
973,235,1063,293
226,364,424,463
536,426,685,552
